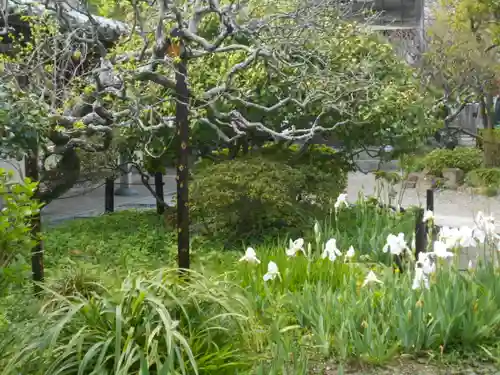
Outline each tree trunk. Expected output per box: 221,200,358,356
481,94,500,167
25,149,44,294
175,56,190,270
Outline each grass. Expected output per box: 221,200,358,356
1,199,500,374
44,211,177,270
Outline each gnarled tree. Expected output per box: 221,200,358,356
0,0,435,268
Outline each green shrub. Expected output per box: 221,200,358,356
0,169,42,289
422,147,482,176
258,143,349,204
190,156,311,242
465,168,500,187
190,147,348,242
398,153,426,174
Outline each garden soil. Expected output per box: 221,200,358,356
314,358,498,374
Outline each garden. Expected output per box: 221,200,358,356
399,141,500,196
2,0,500,373
2,162,500,374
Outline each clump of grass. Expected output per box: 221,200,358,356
3,269,257,375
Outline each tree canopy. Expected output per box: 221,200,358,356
421,0,500,132
0,0,435,202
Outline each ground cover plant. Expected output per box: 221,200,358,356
2,192,500,374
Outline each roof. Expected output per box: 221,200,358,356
6,0,129,41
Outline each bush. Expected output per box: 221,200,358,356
465,168,500,188
0,169,42,289
422,147,482,176
190,146,348,242
258,143,350,204
190,157,311,242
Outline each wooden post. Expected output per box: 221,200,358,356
155,172,165,215
104,177,114,213
25,151,44,294
174,40,190,270
415,208,426,258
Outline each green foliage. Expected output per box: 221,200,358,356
190,146,348,242
190,156,312,243
6,201,500,373
465,168,500,188
258,143,350,203
332,202,415,263
6,194,500,373
399,155,424,174
4,270,255,375
0,169,42,289
44,211,177,271
422,147,483,176
107,2,436,166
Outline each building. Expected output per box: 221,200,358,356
350,0,434,64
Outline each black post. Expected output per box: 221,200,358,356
174,39,190,270
415,208,426,258
393,255,404,274
105,177,114,213
426,188,436,242
25,151,44,294
426,189,434,212
155,172,165,215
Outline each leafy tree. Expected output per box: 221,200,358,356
422,0,500,136
0,0,435,267
0,169,42,290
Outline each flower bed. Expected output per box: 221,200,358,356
2,194,500,374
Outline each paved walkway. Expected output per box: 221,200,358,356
42,171,176,224
346,172,500,230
